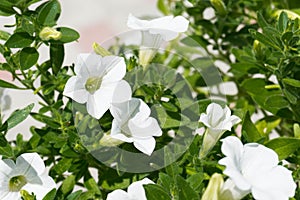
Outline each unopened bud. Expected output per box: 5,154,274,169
39,27,61,41
201,173,224,200
93,42,112,57
210,0,227,16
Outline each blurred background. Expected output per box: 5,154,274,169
0,0,160,140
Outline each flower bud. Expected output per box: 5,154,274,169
201,173,224,200
210,0,227,16
93,42,112,57
39,27,62,41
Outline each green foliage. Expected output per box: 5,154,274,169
0,0,300,199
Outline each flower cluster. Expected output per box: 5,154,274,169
63,14,190,156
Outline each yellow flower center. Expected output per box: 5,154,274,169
9,175,27,192
85,76,102,94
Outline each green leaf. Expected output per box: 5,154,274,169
265,95,289,109
278,11,288,33
50,43,64,74
144,184,171,200
61,175,75,194
6,103,34,130
176,175,199,200
66,191,82,200
84,178,101,195
37,0,61,26
0,144,14,157
0,0,15,16
186,173,204,191
283,78,300,88
52,157,72,174
42,189,56,200
0,30,10,40
5,32,34,48
31,113,60,128
19,47,39,70
242,112,263,142
257,12,269,28
0,79,22,89
249,29,282,51
265,137,300,160
56,27,80,43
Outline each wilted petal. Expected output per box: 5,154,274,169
107,189,131,200
133,137,156,156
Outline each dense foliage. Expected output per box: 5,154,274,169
0,0,299,199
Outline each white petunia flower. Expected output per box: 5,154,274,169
110,98,162,156
107,178,154,200
199,103,241,158
127,14,189,67
218,136,296,200
0,153,56,200
127,13,189,41
63,53,132,119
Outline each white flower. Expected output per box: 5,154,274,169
199,103,241,158
0,153,56,200
63,53,132,119
107,178,154,200
218,136,296,200
127,14,189,67
110,98,162,156
127,13,189,41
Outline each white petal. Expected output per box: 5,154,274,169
220,136,243,160
18,153,45,174
199,113,211,128
86,84,117,119
133,137,156,155
221,178,250,200
110,98,141,122
128,117,162,138
110,119,134,143
127,13,150,30
206,103,224,127
0,160,13,180
75,53,91,77
111,80,132,103
76,53,104,77
102,56,126,82
63,76,88,104
241,143,279,176
0,191,19,200
128,178,154,200
107,189,131,200
249,166,296,200
230,115,241,126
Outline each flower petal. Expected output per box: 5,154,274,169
107,189,131,200
206,103,224,127
129,117,162,138
127,178,154,200
110,119,134,143
127,13,150,30
250,166,296,200
86,83,118,119
133,137,156,156
241,143,279,176
0,159,13,180
110,98,141,123
102,56,126,82
17,153,45,176
76,53,104,77
111,80,132,103
63,76,88,104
